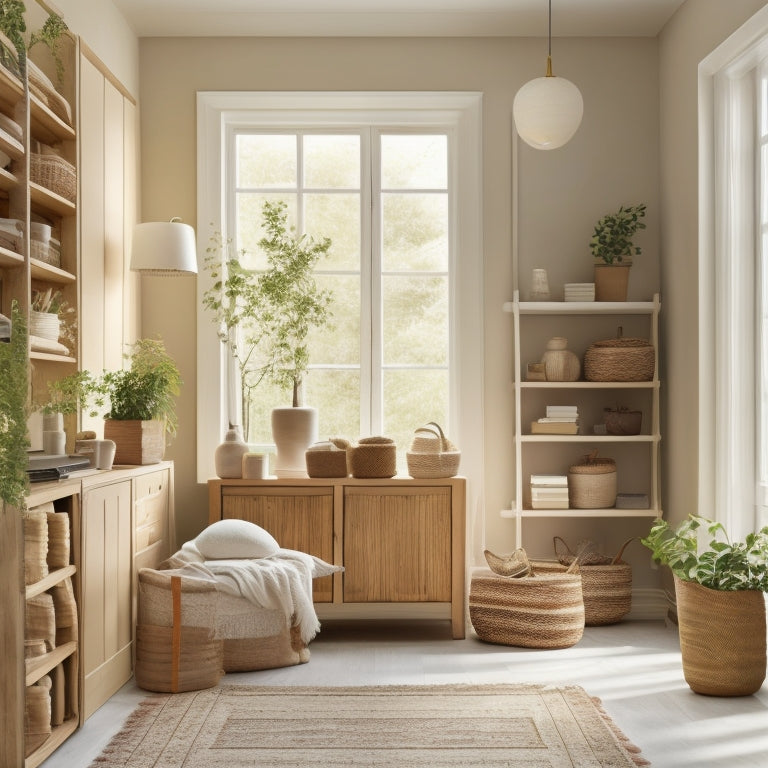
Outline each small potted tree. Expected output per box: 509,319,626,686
590,203,646,301
41,338,182,465
203,199,333,476
642,515,768,696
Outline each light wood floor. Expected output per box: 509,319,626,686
42,619,768,768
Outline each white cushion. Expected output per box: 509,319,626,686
195,519,279,560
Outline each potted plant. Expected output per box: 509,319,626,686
203,199,333,476
0,302,29,510
0,0,25,76
41,338,182,465
589,203,646,301
642,515,768,696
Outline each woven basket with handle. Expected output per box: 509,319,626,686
406,422,461,478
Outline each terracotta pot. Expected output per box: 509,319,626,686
674,576,767,696
594,264,630,301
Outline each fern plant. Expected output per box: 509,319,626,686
642,515,768,591
590,203,647,265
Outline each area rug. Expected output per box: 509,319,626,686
90,684,649,767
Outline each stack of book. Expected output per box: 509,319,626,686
530,405,579,434
530,474,569,509
564,283,595,302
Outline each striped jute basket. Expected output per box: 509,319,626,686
23,508,49,585
469,567,584,649
349,436,397,478
135,571,224,693
50,577,78,645
24,677,52,758
674,576,767,696
531,538,634,626
25,592,56,650
46,511,71,569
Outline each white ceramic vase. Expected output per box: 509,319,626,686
271,406,318,478
214,425,249,478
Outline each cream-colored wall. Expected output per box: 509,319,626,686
137,36,665,562
658,0,766,540
46,0,139,99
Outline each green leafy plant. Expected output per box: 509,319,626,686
203,199,333,435
642,515,768,591
27,11,68,84
0,301,29,508
590,203,647,265
0,0,26,62
40,338,182,441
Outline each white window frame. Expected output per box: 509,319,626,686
195,92,484,507
699,7,768,540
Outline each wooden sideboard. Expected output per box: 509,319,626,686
208,477,466,638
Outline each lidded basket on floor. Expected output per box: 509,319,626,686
568,450,617,509
469,567,584,649
406,422,461,478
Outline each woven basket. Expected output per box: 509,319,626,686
30,238,61,267
50,577,78,645
349,436,396,478
532,537,634,625
674,576,767,696
46,511,70,569
306,439,350,478
568,451,617,509
584,331,654,382
30,153,77,203
469,567,584,649
23,508,49,585
406,422,461,479
24,678,52,758
25,592,56,651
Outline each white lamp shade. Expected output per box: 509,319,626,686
513,75,584,150
130,220,198,275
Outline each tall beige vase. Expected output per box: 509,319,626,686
674,576,767,696
271,406,318,478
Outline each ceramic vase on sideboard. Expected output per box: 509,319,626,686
271,406,318,478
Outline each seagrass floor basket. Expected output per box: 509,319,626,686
469,568,584,649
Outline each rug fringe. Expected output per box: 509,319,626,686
591,696,651,766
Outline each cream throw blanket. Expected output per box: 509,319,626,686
166,543,336,644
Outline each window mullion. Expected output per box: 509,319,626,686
364,128,380,435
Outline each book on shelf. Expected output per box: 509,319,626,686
537,416,579,423
531,421,579,435
546,405,578,417
530,474,568,487
531,488,569,500
531,499,570,509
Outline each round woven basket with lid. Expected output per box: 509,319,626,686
568,451,617,509
584,327,654,382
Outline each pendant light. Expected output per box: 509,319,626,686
513,0,583,150
130,217,198,275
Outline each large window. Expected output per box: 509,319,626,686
196,92,483,486
231,131,449,463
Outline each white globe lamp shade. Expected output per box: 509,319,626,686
130,220,198,275
513,75,584,150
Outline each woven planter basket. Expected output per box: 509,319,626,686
469,567,584,649
568,452,617,509
584,333,654,382
30,153,77,203
674,576,767,696
349,436,396,478
104,418,165,465
406,422,461,479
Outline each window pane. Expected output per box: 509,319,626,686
382,192,448,272
236,192,297,269
304,135,360,189
237,134,297,188
381,134,448,189
383,368,449,473
308,275,360,366
383,275,448,365
305,369,361,438
305,193,361,271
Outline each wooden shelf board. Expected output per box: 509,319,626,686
521,434,659,443
0,245,23,267
29,181,76,217
29,258,76,283
0,64,23,107
501,508,660,519
24,717,78,768
520,380,658,389
25,564,76,600
29,350,77,363
25,641,77,686
0,164,18,191
504,296,659,315
30,95,76,144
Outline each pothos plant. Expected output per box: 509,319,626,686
642,515,768,591
203,200,333,438
590,203,647,265
0,301,29,509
